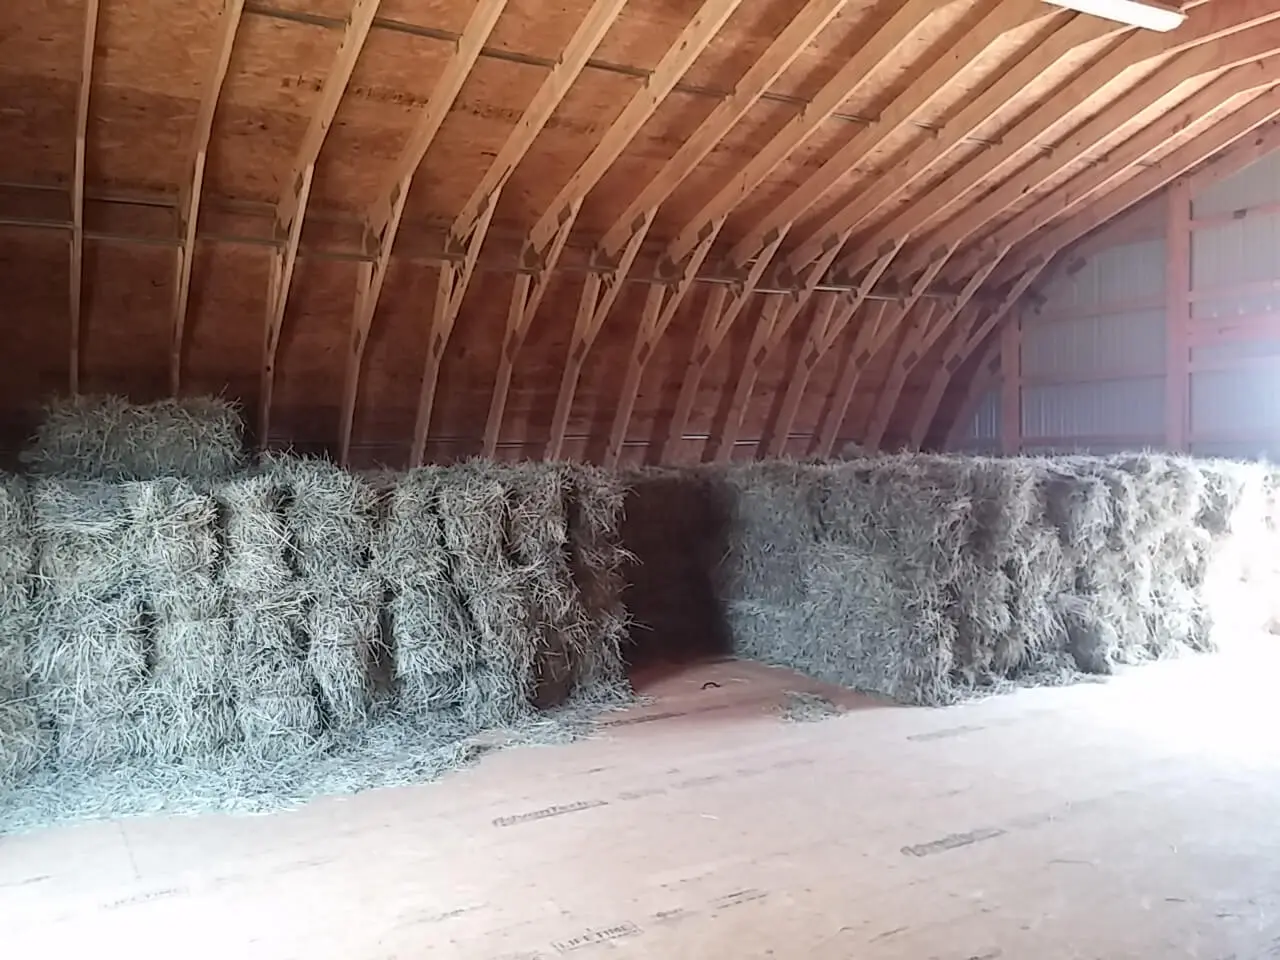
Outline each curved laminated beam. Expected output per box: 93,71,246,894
170,0,245,397
906,27,1280,282
953,58,1280,276
862,248,1005,448
785,13,1126,278
70,0,101,395
550,0,855,462
734,0,1051,272
760,238,903,457
258,0,380,447
337,0,507,465
936,337,1001,452
809,300,892,458
830,0,1280,283
505,0,749,460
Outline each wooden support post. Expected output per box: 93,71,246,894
809,301,894,457
999,311,1022,455
1166,176,1192,451
170,0,245,396
258,0,380,447
70,0,101,395
338,0,506,465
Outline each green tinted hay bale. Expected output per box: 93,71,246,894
32,480,135,599
216,476,293,595
124,479,222,620
306,573,379,729
22,395,245,481
0,699,49,785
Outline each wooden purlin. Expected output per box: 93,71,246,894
709,241,848,461
650,232,784,465
787,14,1123,277
257,0,380,447
663,0,931,270
407,0,627,465
337,0,506,465
733,0,1050,271
842,1,1280,281
935,37,1280,280
956,63,1280,276
831,248,953,449
70,0,101,395
547,0,854,460
864,249,1007,447
482,214,577,457
519,0,746,460
709,294,790,462
809,300,893,458
170,0,245,397
921,87,1280,432
761,239,904,457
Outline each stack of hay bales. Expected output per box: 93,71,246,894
21,395,245,481
623,452,1266,706
0,476,45,784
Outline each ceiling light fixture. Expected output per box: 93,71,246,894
1042,0,1186,32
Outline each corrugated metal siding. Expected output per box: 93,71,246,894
1190,440,1280,461
1190,366,1280,436
1191,214,1280,291
1021,308,1165,380
1038,237,1166,313
1022,440,1156,457
1192,150,1280,218
1021,377,1165,439
1190,339,1280,365
951,385,1000,452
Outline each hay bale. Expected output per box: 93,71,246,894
0,475,34,614
124,479,222,620
32,479,135,599
22,395,245,481
216,475,295,595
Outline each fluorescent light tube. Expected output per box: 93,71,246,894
1042,0,1186,32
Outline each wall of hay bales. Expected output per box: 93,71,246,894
0,450,631,830
624,453,1280,706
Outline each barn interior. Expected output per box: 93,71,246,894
3,0,1280,955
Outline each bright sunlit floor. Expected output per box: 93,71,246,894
3,636,1279,959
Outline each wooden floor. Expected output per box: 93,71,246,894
4,640,1280,959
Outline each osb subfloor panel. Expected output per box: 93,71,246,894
4,642,1280,960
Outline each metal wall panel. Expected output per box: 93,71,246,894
1190,365,1280,436
952,385,1000,452
1191,214,1280,291
1037,237,1166,315
1021,308,1165,380
1022,440,1156,457
1190,339,1280,365
1190,439,1280,461
1021,377,1165,439
1192,149,1280,219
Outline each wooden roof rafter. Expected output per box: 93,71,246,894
399,0,629,466
258,0,381,446
954,51,1280,275
170,0,246,397
783,12,1132,277
835,0,1280,285
910,89,1280,447
810,299,893,458
760,239,904,458
501,0,749,460
70,0,102,395
901,19,1280,282
549,0,856,463
733,0,1055,274
648,0,935,463
337,0,507,466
